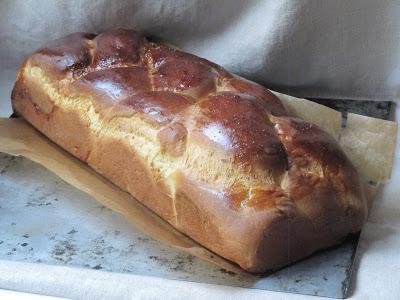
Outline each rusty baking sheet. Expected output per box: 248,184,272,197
0,100,394,298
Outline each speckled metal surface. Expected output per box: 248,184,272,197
0,101,392,299
0,153,356,298
310,99,393,125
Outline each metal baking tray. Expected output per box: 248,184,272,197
0,99,394,298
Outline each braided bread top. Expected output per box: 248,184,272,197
25,29,365,229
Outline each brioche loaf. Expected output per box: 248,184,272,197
11,29,367,273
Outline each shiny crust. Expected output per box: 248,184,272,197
11,29,367,273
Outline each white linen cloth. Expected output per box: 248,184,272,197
0,1,399,299
1,0,400,101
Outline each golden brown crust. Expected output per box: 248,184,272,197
11,29,367,273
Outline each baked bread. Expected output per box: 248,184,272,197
11,29,367,273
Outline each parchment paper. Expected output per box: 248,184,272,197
274,92,397,204
0,92,397,273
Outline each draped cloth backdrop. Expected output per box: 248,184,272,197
1,0,400,102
